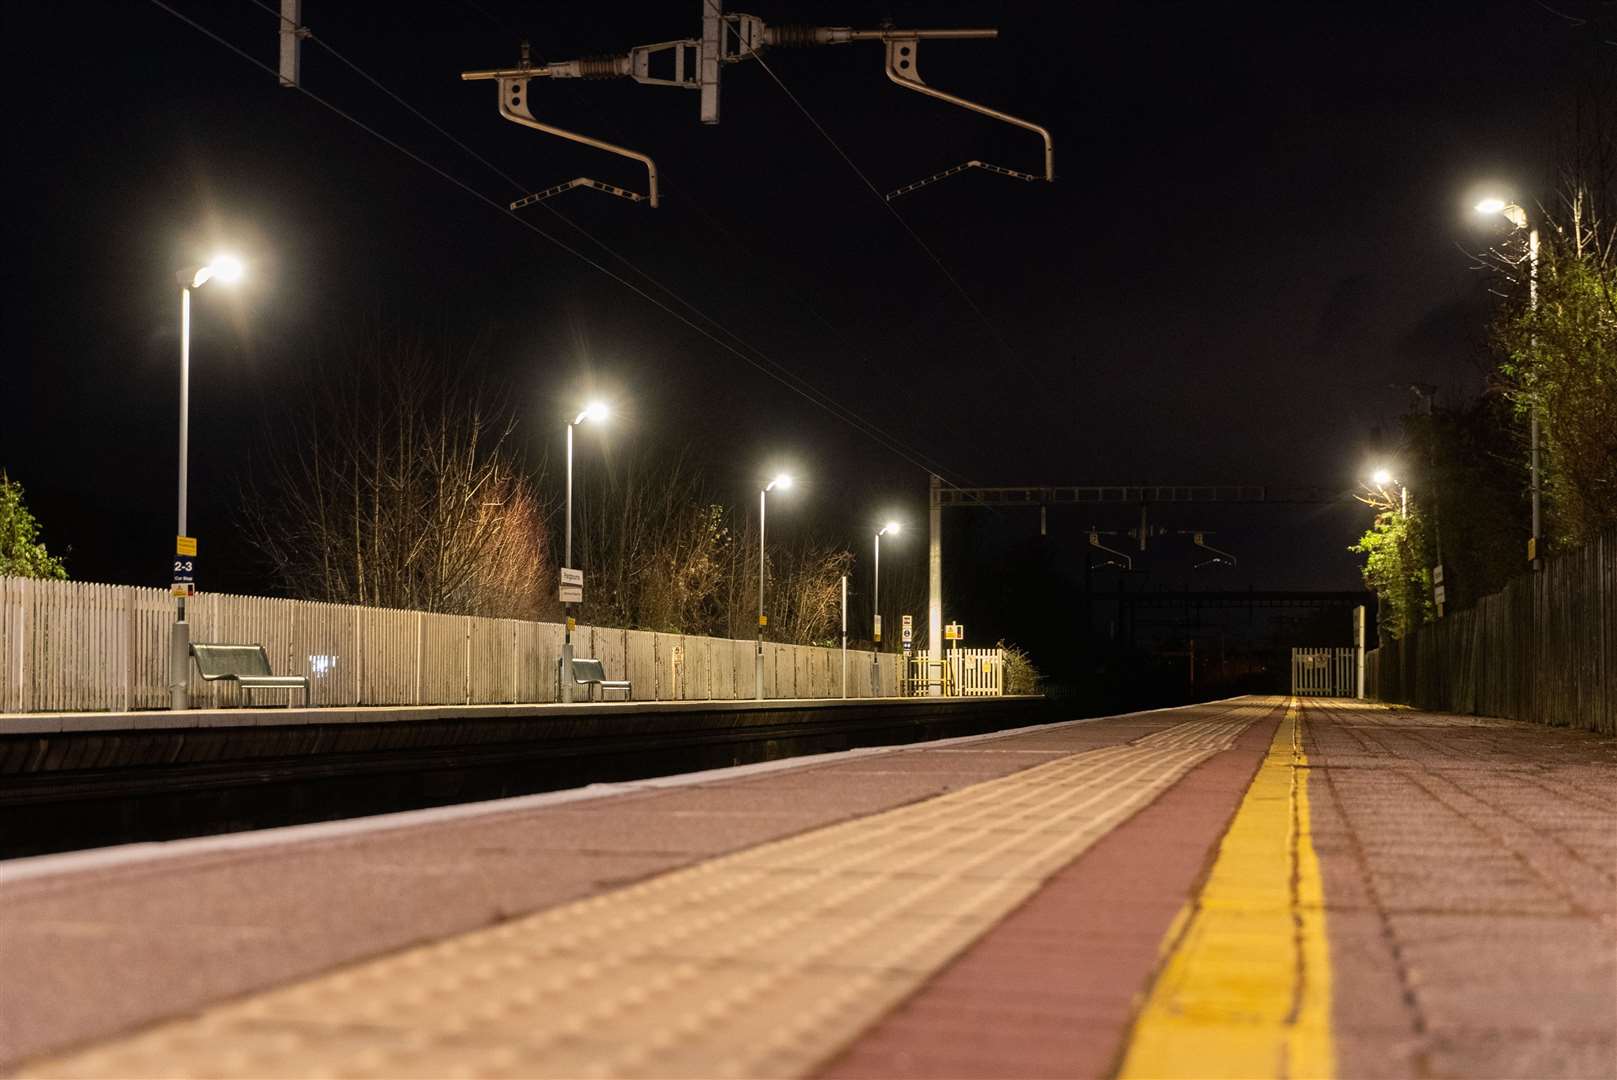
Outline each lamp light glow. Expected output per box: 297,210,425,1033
1372,468,1393,486
770,473,793,491
583,401,608,423
883,521,901,535
209,255,245,284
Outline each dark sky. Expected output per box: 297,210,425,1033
3,0,1601,642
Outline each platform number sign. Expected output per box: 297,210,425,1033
172,536,198,597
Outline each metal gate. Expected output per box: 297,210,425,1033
1290,647,1357,697
905,648,1004,696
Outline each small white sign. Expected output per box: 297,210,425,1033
901,614,913,628
873,614,882,642
560,567,584,586
559,584,583,603
901,626,913,643
1432,564,1444,585
1433,584,1446,606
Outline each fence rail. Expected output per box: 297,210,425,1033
1365,527,1615,735
0,578,904,713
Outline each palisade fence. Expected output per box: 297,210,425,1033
1365,527,1616,736
0,577,905,713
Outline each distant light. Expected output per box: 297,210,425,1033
583,401,609,423
1474,198,1507,215
883,521,902,535
771,473,793,491
208,254,245,284
1372,468,1393,486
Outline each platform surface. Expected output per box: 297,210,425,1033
2,695,1613,1078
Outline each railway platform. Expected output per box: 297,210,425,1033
2,695,1613,1078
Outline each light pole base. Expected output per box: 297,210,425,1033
170,618,191,710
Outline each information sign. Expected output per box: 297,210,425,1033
945,622,964,641
171,536,198,597
558,566,584,603
873,614,882,642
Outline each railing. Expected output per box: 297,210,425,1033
904,647,1005,696
0,577,901,713
1364,526,1615,735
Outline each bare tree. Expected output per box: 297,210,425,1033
241,331,553,619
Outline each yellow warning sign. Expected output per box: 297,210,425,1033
175,536,197,556
758,614,768,627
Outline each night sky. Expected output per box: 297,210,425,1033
4,1,1597,655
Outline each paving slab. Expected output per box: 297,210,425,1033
0,700,1243,1069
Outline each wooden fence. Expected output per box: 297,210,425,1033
0,578,901,713
1365,527,1616,735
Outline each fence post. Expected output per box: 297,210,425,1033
414,611,423,705
123,586,136,712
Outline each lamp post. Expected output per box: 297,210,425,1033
873,521,900,695
757,473,792,700
169,254,243,711
561,401,608,704
1476,198,1540,569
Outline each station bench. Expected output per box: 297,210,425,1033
190,643,310,707
567,657,632,701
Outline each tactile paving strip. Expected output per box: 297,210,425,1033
1118,701,1333,1079
21,714,1257,1079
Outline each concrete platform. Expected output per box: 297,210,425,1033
0,695,1054,857
2,696,1613,1078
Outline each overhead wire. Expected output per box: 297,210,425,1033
235,0,977,489
153,0,977,491
708,2,1061,396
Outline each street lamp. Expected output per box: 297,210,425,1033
1371,468,1407,517
757,472,792,700
169,253,244,711
561,401,608,703
873,521,900,695
1476,196,1541,568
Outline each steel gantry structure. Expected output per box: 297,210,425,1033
922,476,1348,692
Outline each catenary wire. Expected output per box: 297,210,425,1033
707,2,1060,396
154,0,978,493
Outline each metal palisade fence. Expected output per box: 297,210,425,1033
1365,527,1616,736
0,578,906,713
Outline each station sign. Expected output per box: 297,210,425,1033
171,535,198,597
558,566,584,604
873,614,882,642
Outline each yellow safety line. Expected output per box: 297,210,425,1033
18,710,1266,1080
1117,698,1334,1079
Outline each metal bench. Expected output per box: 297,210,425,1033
566,657,632,701
190,643,310,706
